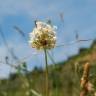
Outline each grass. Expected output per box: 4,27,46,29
0,40,96,96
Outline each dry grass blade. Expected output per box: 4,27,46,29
59,12,64,22
0,27,19,61
0,60,18,69
31,89,42,96
80,62,90,96
47,51,56,64
0,52,39,70
14,26,26,37
75,30,79,41
56,38,94,47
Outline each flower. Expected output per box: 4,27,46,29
29,21,56,50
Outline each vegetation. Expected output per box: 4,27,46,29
0,40,96,96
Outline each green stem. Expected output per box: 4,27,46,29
47,51,58,96
44,49,49,96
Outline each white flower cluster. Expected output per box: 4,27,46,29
29,21,56,50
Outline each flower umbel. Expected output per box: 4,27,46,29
29,21,56,50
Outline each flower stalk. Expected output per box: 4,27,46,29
44,48,49,96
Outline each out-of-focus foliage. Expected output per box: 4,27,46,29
0,40,96,96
